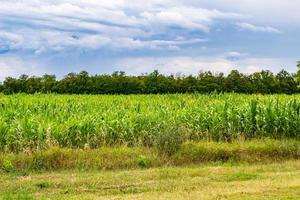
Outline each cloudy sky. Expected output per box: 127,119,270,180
0,0,299,80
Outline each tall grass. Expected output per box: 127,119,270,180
0,93,300,152
1,140,300,172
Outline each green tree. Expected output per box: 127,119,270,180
250,70,277,94
276,70,297,94
296,61,300,89
2,66,300,95
197,71,224,93
225,70,252,93
41,74,56,93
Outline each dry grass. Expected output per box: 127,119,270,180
1,161,300,199
1,139,300,172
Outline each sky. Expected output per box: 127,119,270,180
0,0,299,80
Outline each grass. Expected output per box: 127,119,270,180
0,139,299,172
1,160,300,199
1,93,300,152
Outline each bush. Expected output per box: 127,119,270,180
155,127,184,156
32,148,68,170
136,155,151,169
1,159,14,172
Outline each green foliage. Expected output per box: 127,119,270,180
32,148,68,171
155,127,184,156
173,139,300,165
0,140,299,172
2,193,35,200
0,69,299,94
296,61,300,88
0,94,299,153
1,159,14,172
35,182,50,189
136,155,151,169
212,172,259,182
0,147,159,171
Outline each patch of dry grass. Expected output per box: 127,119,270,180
1,161,300,199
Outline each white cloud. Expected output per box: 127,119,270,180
117,55,286,75
186,0,300,26
224,51,248,61
0,56,41,80
0,0,295,77
142,7,243,33
0,0,246,53
0,28,208,54
236,23,280,33
0,31,24,52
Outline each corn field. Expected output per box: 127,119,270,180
0,93,300,152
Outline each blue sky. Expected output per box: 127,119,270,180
0,0,299,80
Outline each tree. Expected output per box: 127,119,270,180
276,70,297,94
197,71,224,93
1,67,300,95
144,70,161,94
41,74,56,93
250,70,277,94
2,77,18,94
25,76,42,94
77,71,91,93
225,70,252,93
296,61,300,88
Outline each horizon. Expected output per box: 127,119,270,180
0,0,299,81
0,67,299,81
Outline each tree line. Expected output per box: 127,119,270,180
1,65,300,95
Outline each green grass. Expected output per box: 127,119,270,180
1,140,299,172
1,161,300,199
0,93,300,152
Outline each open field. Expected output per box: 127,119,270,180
1,94,300,199
1,94,300,152
1,0,299,199
1,160,300,200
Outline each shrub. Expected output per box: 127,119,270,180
136,155,151,169
1,159,14,172
155,127,184,156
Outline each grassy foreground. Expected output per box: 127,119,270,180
1,161,300,200
0,140,299,199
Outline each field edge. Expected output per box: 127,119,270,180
1,139,300,172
